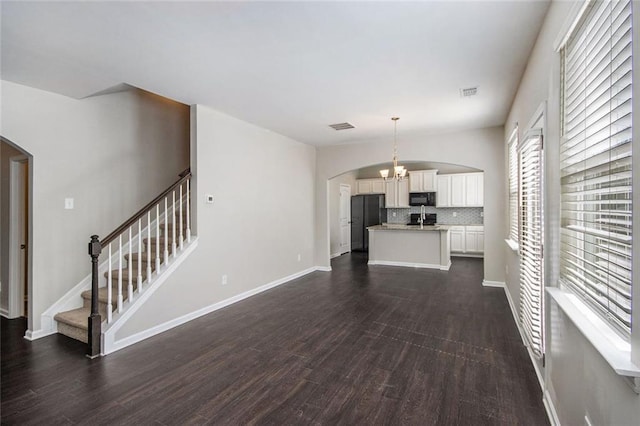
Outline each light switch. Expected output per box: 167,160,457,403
64,198,74,210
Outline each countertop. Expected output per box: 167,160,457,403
368,224,451,232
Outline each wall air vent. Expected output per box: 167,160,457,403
329,122,355,130
460,87,478,97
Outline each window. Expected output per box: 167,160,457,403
559,0,633,336
519,129,544,358
508,127,519,244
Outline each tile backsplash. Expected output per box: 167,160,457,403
385,206,483,225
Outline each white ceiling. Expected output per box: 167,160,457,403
1,1,550,147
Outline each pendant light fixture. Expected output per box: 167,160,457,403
380,117,406,181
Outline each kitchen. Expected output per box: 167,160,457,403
338,166,484,270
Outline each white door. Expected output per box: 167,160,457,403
339,184,351,254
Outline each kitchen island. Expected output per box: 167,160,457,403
367,224,451,271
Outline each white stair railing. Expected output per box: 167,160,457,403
87,169,191,357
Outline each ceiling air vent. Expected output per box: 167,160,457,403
460,87,478,97
329,122,355,131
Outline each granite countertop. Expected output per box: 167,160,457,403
368,224,451,232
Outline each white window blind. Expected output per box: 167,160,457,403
559,0,633,336
508,127,519,243
519,129,544,358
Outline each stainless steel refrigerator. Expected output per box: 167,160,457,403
351,194,385,252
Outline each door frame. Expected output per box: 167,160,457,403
8,154,29,318
339,184,351,254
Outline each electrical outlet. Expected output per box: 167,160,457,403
480,211,484,217
221,274,227,285
64,198,74,210
392,212,396,217
297,254,301,262
453,211,457,217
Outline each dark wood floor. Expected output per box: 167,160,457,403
1,254,549,425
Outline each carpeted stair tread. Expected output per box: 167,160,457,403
81,287,129,303
103,268,148,280
124,252,167,263
54,307,90,330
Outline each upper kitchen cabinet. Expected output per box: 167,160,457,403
356,178,385,194
385,179,410,208
436,172,484,207
408,170,438,192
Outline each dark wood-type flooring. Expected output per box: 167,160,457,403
1,254,549,425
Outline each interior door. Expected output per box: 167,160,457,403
339,184,351,254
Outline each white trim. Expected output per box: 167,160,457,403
504,283,545,391
553,0,592,51
547,287,640,378
503,284,526,343
24,327,57,341
0,308,10,318
330,252,342,259
368,260,450,271
8,155,28,319
102,238,199,353
543,390,560,426
104,258,318,354
482,280,505,288
315,266,332,272
504,238,519,252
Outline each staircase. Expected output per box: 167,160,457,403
53,169,191,354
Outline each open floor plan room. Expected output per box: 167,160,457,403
1,255,547,425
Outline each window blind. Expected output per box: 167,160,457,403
508,127,519,243
560,0,633,335
519,129,544,358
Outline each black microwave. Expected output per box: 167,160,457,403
409,192,436,206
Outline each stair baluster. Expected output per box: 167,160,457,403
128,227,134,303
186,179,191,243
137,219,143,294
107,244,113,323
164,198,169,266
117,235,123,313
179,184,184,251
172,190,177,257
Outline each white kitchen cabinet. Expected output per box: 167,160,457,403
450,225,484,255
384,179,410,208
465,226,485,253
356,178,385,195
436,175,451,207
464,173,484,207
450,175,466,206
437,172,484,207
449,226,466,253
409,170,438,192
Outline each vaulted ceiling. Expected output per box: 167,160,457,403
1,1,550,146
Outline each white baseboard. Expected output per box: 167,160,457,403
482,280,505,288
543,389,560,426
330,252,341,259
368,260,449,271
104,263,319,355
503,283,526,343
0,308,10,318
24,328,58,341
315,266,332,272
451,253,484,258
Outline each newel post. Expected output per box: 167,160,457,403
87,235,102,358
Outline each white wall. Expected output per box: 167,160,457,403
315,126,505,283
114,104,317,339
0,81,189,332
329,171,357,257
504,0,640,424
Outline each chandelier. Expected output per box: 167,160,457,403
380,117,406,181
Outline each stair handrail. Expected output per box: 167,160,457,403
101,168,191,246
87,167,191,358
